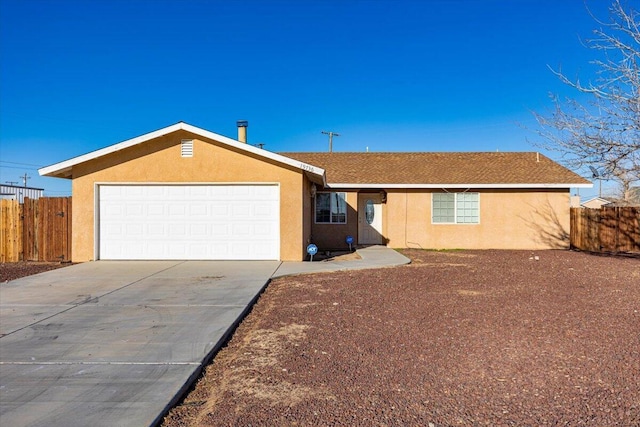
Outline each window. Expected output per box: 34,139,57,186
315,192,347,224
181,139,193,157
432,192,479,224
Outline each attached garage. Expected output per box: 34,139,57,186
98,184,280,260
39,123,326,262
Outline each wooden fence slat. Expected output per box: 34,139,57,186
23,198,35,260
1,200,20,262
39,197,47,261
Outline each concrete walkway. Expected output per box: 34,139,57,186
272,245,410,277
0,246,408,427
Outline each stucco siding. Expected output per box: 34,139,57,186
71,130,305,262
385,189,571,250
302,176,312,256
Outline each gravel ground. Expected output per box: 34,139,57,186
0,261,71,282
162,249,640,427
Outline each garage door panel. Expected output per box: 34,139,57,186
211,205,230,217
253,223,275,236
148,223,165,236
211,224,230,237
126,223,144,236
190,223,207,236
99,185,279,260
147,204,164,216
189,204,207,216
168,223,187,237
104,204,123,216
233,224,253,238
147,243,165,258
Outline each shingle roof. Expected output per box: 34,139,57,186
279,152,591,188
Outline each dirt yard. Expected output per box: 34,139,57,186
0,261,71,282
159,249,637,426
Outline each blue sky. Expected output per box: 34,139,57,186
0,0,617,197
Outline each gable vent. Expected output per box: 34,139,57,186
181,139,193,157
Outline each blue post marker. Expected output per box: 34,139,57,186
307,244,318,262
346,235,354,252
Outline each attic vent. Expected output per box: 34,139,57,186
181,139,193,157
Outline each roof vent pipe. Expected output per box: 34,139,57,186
237,120,248,143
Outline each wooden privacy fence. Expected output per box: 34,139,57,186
1,197,72,262
570,206,640,253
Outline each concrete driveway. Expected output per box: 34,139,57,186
0,260,280,427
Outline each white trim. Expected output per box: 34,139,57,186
39,122,326,185
328,183,593,189
94,183,100,260
94,181,282,186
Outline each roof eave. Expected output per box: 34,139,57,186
327,183,594,189
38,122,325,181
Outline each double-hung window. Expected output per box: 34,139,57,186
432,192,479,224
315,192,347,224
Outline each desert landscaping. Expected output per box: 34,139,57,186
160,249,640,426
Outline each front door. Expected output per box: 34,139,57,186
358,193,383,245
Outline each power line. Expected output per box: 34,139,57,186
0,160,45,167
0,165,40,170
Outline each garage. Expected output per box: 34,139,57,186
98,184,280,260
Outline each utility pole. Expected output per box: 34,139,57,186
5,181,19,186
321,130,340,153
20,173,30,187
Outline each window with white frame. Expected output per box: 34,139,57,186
432,192,479,224
315,192,347,224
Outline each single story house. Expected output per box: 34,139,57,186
581,196,613,209
39,122,592,262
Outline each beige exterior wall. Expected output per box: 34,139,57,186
70,130,306,262
385,189,571,250
302,176,313,249
308,188,570,251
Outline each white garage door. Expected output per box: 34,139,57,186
98,184,280,260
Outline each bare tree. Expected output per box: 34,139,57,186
533,0,640,200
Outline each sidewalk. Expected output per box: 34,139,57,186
272,245,410,278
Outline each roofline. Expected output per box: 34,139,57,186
581,196,612,203
38,122,326,185
0,184,45,191
327,183,593,189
